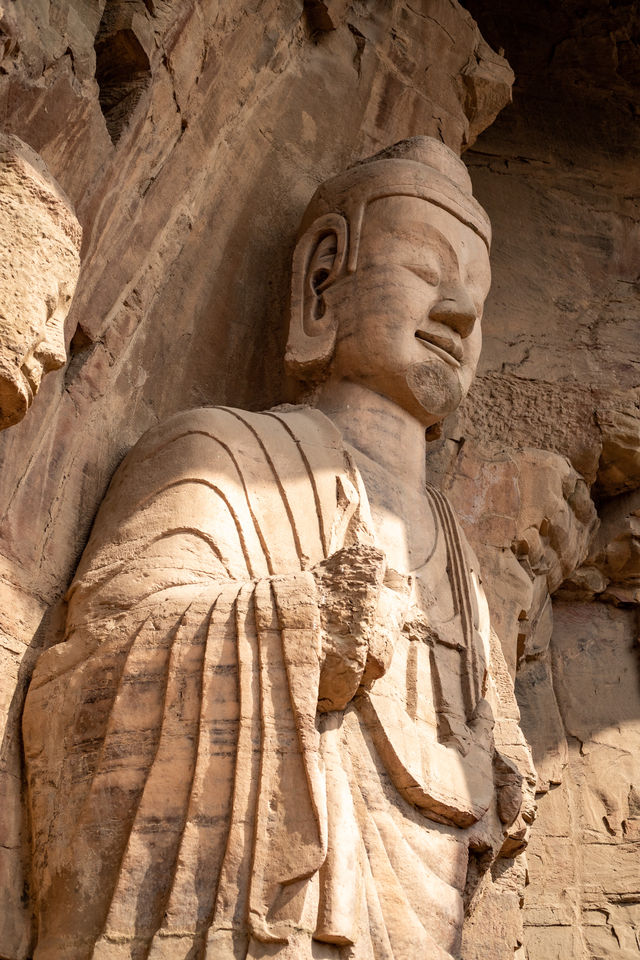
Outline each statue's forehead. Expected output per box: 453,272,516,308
360,194,489,258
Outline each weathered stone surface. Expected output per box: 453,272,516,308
462,856,528,960
0,1,638,958
522,602,640,959
427,3,640,955
0,6,515,957
0,133,81,429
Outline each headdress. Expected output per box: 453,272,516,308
299,136,491,272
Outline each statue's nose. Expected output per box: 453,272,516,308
428,284,477,339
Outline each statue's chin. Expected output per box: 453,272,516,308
405,358,464,422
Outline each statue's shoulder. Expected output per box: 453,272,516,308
126,403,344,467
105,404,347,511
79,404,349,585
82,403,354,581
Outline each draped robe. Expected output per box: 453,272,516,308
23,405,505,960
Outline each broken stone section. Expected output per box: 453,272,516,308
0,134,81,429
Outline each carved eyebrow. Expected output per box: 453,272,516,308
404,264,440,284
405,220,461,259
402,220,490,302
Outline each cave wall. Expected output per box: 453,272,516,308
442,3,640,956
0,1,638,958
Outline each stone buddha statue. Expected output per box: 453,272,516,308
23,138,531,960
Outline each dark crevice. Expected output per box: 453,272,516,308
348,23,366,74
303,0,344,37
94,0,153,144
65,324,99,386
69,324,94,356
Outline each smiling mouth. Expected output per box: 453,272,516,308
415,329,463,368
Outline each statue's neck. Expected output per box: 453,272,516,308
314,379,427,491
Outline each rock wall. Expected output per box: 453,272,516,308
0,1,638,958
443,2,640,956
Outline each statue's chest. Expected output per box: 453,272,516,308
355,481,495,830
353,459,438,574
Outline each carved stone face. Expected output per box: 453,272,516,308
0,134,81,430
326,195,491,426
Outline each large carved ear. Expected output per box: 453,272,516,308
285,212,348,380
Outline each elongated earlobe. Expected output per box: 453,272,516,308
285,212,348,381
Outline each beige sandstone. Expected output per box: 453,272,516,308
0,6,517,956
440,3,640,955
0,133,81,429
0,2,637,959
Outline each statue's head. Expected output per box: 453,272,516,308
285,137,491,428
0,135,82,430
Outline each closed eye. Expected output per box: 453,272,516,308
404,264,440,286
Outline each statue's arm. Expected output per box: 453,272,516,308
61,409,393,713
27,408,392,949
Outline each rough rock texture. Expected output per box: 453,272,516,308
0,4,514,958
435,2,640,956
0,0,638,957
520,601,640,960
18,132,536,960
0,133,81,429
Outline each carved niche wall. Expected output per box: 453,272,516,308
0,2,637,960
0,4,516,959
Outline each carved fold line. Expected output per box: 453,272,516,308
357,689,477,828
92,605,197,949
425,485,479,716
340,743,418,960
136,426,274,576
206,583,259,953
247,579,287,945
139,594,223,958
316,716,359,946
107,572,223,607
423,481,442,566
348,758,454,960
423,488,470,703
359,857,395,960
426,486,472,636
369,802,464,940
67,575,225,634
437,490,483,706
136,479,257,578
27,618,150,911
272,579,327,867
69,615,153,842
273,580,327,854
246,578,327,945
135,428,203,463
56,612,185,950
221,408,306,568
263,411,329,558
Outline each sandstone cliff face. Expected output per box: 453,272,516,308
444,2,640,956
0,3,513,957
0,2,637,959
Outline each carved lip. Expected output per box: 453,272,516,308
415,329,463,368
